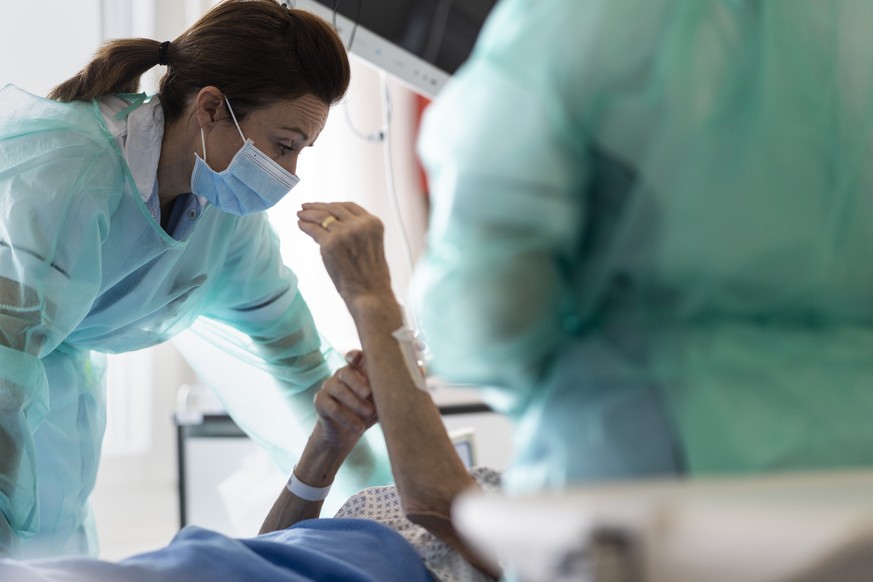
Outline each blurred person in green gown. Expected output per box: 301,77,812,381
413,0,873,494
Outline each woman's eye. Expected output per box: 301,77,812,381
279,143,296,155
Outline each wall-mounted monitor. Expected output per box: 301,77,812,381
296,0,497,98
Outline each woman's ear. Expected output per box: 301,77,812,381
193,86,225,129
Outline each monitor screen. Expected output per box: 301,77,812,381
296,0,497,97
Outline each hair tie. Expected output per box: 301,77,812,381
157,41,171,66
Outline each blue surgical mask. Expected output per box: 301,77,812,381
191,97,300,215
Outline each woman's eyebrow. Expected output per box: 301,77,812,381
279,126,309,141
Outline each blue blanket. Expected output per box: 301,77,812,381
0,519,435,581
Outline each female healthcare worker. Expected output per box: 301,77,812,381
413,0,873,494
0,0,356,557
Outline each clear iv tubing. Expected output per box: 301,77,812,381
378,71,432,373
379,70,417,279
342,69,429,366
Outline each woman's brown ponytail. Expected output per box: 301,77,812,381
48,38,167,102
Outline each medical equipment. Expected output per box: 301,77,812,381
454,470,873,582
296,0,496,98
391,324,430,391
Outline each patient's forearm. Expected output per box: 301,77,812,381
349,294,473,508
259,424,347,534
347,294,499,577
348,295,475,512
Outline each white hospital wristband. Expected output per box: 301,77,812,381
286,466,332,501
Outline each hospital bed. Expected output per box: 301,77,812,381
174,380,514,535
454,470,873,582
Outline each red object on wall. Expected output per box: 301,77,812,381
413,94,432,206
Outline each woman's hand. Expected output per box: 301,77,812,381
311,350,377,455
297,202,393,305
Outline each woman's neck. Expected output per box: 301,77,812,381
157,117,197,213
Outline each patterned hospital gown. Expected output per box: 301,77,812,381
333,467,501,582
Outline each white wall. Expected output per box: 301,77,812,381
0,1,101,96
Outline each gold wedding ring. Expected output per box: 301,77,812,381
320,215,337,230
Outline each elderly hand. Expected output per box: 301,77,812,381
297,202,393,306
312,350,377,454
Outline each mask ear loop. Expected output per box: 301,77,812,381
197,97,245,165
223,97,247,145
199,128,208,162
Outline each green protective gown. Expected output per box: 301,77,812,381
412,0,873,494
0,86,388,557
